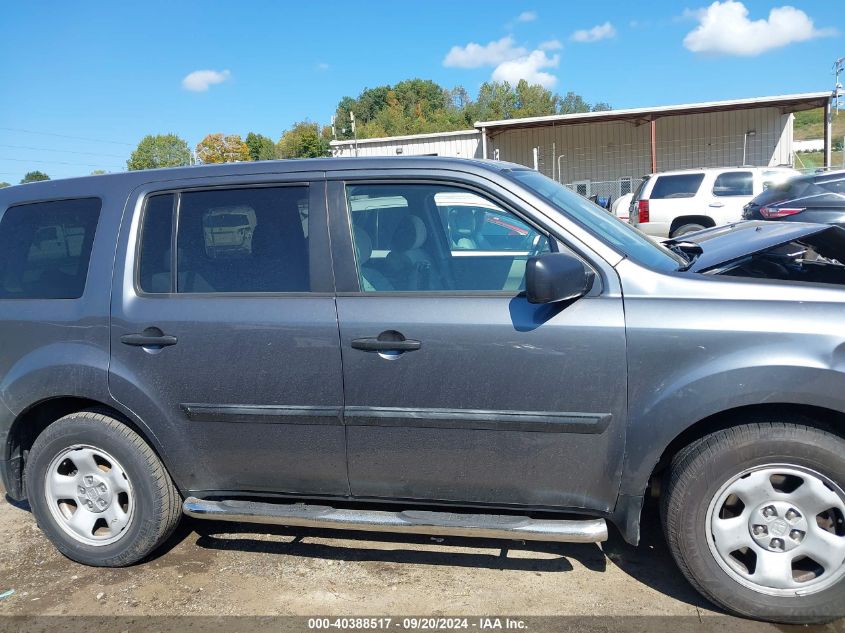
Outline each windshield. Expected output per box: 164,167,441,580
508,169,686,271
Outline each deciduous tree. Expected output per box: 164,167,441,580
276,122,330,159
127,134,191,170
196,134,251,164
20,171,50,183
245,132,278,161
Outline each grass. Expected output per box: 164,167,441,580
793,108,845,142
793,150,845,171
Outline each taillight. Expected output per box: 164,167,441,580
759,206,804,219
637,199,650,224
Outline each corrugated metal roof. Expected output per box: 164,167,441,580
475,91,832,132
330,128,478,147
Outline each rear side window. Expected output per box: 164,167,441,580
137,186,310,294
649,174,704,199
817,178,845,195
713,171,753,197
0,197,100,299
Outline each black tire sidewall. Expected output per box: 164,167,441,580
670,428,845,622
26,416,166,566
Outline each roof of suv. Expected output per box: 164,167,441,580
0,157,527,196
644,166,797,178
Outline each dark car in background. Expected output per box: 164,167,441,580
743,170,845,226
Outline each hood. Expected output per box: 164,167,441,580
663,221,845,272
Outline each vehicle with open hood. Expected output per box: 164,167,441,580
0,157,844,624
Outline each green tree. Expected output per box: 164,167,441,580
559,92,591,114
245,132,278,161
90,169,107,175
331,78,609,136
196,133,251,164
127,134,191,170
513,80,559,118
0,182,10,188
276,121,330,158
20,171,50,183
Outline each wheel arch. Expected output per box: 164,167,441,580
669,215,716,235
3,395,168,501
612,402,845,546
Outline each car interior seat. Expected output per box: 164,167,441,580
354,228,393,291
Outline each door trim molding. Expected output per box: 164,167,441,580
344,406,611,434
181,403,343,425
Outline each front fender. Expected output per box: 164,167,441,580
621,352,845,499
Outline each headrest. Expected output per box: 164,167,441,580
355,228,373,265
451,208,475,235
392,215,427,251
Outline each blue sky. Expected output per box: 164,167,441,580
0,0,841,182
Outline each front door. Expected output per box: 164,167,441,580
109,176,349,497
329,177,627,512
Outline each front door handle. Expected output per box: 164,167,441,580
351,331,421,352
121,331,178,347
709,202,724,208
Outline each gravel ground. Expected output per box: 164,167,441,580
0,491,842,632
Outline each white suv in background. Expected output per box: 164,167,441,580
629,166,799,238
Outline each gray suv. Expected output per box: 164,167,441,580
1,158,844,623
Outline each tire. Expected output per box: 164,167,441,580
662,422,845,623
24,410,181,567
670,223,707,238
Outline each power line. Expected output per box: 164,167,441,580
0,156,124,169
0,143,126,159
0,127,134,147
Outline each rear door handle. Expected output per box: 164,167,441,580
351,334,421,352
709,202,724,208
120,333,178,347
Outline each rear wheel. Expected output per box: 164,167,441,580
24,410,181,567
662,423,845,623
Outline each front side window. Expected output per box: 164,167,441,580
0,197,100,299
138,186,309,293
649,173,705,199
347,183,550,292
713,171,753,197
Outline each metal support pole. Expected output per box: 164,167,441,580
824,98,832,169
533,147,539,171
650,119,657,173
481,127,488,160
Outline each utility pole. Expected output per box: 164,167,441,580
350,111,358,157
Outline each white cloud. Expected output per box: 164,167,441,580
181,69,231,92
491,50,560,88
539,39,563,51
683,1,836,56
316,62,330,71
443,36,527,68
516,11,537,23
571,21,617,43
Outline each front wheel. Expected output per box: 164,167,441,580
662,422,845,623
24,410,181,567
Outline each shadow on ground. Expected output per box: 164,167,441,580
183,497,713,610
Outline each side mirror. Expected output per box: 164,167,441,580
525,252,595,304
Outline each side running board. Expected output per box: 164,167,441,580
183,497,608,543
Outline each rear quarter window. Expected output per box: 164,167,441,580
649,174,705,199
0,197,101,299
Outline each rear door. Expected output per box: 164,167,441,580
109,174,349,497
327,173,627,512
709,170,754,223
